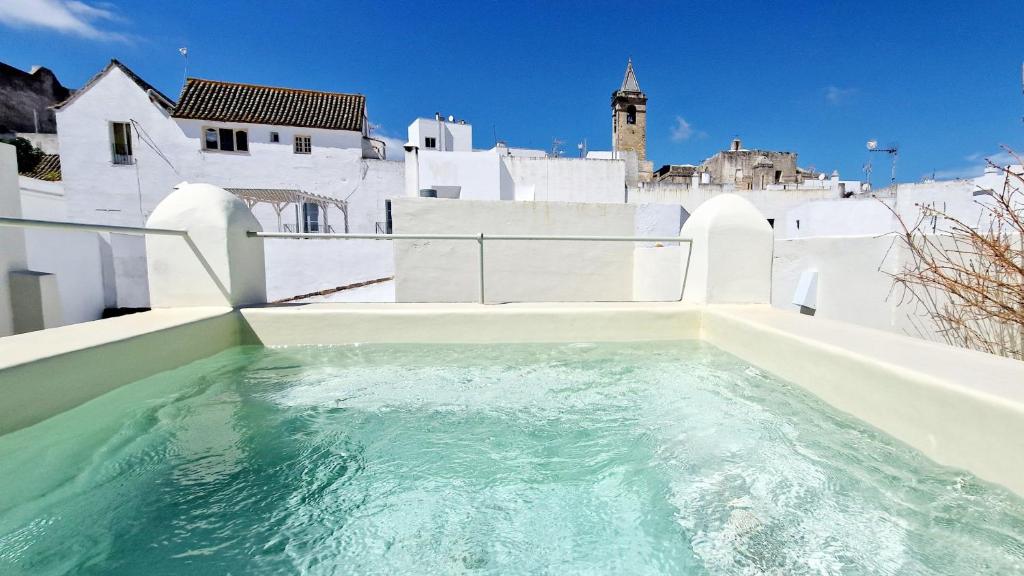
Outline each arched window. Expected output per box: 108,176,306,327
626,105,637,125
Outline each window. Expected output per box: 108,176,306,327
774,170,782,184
424,137,437,149
270,131,280,143
626,105,637,125
110,121,133,165
302,202,320,233
767,218,775,228
203,127,248,152
294,135,311,154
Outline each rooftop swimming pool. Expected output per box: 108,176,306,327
1,341,1022,574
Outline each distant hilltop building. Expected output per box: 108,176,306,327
0,62,70,135
659,137,823,191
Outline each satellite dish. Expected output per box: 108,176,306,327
866,140,878,150
448,115,455,122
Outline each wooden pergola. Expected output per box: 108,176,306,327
225,188,348,233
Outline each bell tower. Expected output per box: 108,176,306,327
612,58,652,181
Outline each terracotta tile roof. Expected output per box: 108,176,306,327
172,78,365,132
19,153,61,181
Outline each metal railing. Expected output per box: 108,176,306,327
249,231,693,304
0,217,186,237
0,217,237,303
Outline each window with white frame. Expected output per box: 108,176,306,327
294,135,311,154
110,121,134,165
203,127,248,152
424,136,437,149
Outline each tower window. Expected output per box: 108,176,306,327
626,105,637,125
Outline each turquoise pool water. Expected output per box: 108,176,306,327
1,342,1022,575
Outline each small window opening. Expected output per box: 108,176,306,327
424,136,437,149
111,121,134,164
270,131,280,143
294,135,311,154
302,202,320,233
626,105,637,125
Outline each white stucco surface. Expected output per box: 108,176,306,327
703,304,1024,495
505,156,626,203
772,235,901,330
391,198,637,303
631,184,840,225
19,177,109,325
3,299,1024,494
0,144,28,337
146,183,266,308
264,239,393,302
0,307,236,435
632,246,686,301
681,194,773,304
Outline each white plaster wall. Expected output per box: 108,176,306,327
0,144,27,336
634,203,685,242
392,198,636,303
782,169,1019,239
631,184,840,225
411,149,503,200
782,197,896,239
264,240,394,302
772,235,902,331
20,178,108,324
505,157,626,204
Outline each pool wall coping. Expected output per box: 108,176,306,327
2,301,1024,496
0,307,237,435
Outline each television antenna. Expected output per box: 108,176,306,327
551,138,564,158
867,139,899,195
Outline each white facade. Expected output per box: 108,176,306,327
52,63,404,307
407,117,472,152
404,118,628,204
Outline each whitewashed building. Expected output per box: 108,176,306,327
45,59,403,311
402,116,628,205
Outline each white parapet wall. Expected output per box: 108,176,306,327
0,144,28,337
391,197,638,303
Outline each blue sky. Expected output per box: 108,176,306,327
1,0,1021,181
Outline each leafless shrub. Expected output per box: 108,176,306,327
884,148,1024,360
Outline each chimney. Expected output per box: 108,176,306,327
731,138,742,152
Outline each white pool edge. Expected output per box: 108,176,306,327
1,302,1022,496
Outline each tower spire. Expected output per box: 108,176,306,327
620,58,641,93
